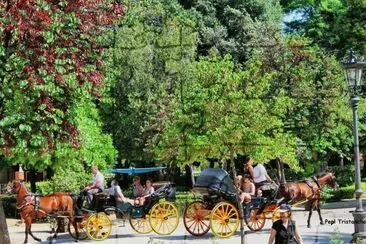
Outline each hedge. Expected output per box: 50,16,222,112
0,195,18,218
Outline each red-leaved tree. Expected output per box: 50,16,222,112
0,0,124,170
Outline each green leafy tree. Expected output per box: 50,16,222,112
263,35,359,170
102,0,197,163
179,0,284,63
152,55,298,170
281,0,366,58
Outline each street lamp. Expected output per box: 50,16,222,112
342,49,366,241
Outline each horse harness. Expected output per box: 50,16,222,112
304,176,321,198
16,183,58,218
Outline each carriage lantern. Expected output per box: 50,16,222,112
342,49,366,241
15,165,24,181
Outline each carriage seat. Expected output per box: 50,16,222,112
95,190,110,197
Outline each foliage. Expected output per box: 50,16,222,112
175,191,195,215
152,55,299,169
330,230,344,244
179,0,284,63
102,0,197,162
331,165,355,187
0,195,17,218
0,0,123,171
281,0,366,59
262,35,354,166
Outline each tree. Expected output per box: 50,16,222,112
281,0,366,58
179,0,284,63
0,200,10,244
152,55,298,169
102,0,197,163
0,0,122,189
262,34,359,171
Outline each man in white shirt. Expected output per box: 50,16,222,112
84,165,105,203
253,163,277,194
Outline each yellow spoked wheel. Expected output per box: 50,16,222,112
272,209,280,223
244,207,266,231
149,201,179,235
210,202,239,238
130,215,152,234
183,201,211,236
86,213,112,241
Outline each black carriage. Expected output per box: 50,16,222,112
183,168,282,238
71,167,179,241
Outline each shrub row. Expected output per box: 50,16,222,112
0,195,18,218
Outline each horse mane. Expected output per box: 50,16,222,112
315,172,330,178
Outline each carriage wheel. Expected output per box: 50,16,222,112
244,207,266,231
86,213,112,241
130,215,152,234
183,201,211,236
272,209,280,223
210,202,239,238
68,215,88,240
149,201,179,235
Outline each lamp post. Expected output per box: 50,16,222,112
342,49,366,241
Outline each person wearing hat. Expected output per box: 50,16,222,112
268,204,302,244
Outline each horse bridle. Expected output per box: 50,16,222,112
12,181,23,194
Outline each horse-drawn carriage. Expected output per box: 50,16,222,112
184,168,339,238
72,167,180,241
183,168,284,238
183,168,338,238
8,166,179,243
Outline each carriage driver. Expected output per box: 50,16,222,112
84,165,105,203
252,161,278,195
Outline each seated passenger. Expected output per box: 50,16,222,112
243,157,254,182
132,176,144,197
138,178,155,206
239,174,255,204
234,175,243,191
143,178,155,197
109,180,134,207
132,176,144,205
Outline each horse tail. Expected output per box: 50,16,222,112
71,194,81,216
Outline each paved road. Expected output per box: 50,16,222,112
7,208,355,244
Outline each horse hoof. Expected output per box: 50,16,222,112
320,221,324,225
307,225,311,228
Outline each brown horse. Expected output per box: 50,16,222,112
277,172,338,228
7,180,78,243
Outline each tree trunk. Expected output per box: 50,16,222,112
339,155,344,168
229,149,245,244
29,168,37,193
0,200,10,244
279,159,286,183
275,159,282,183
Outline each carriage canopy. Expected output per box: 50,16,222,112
194,168,236,194
111,167,166,175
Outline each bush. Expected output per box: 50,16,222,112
331,187,354,200
329,165,355,187
27,168,90,195
175,191,196,215
0,195,18,218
